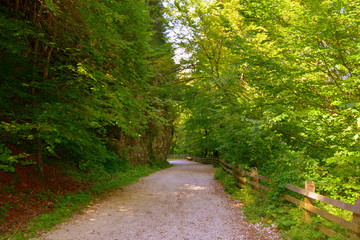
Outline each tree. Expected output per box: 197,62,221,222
166,0,360,201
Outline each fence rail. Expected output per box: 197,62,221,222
192,157,360,240
166,154,188,159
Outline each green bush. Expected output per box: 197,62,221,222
214,168,238,194
0,144,24,172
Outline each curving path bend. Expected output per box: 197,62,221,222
35,160,283,240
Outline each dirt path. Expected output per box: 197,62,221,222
35,160,283,240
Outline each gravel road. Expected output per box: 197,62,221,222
35,160,283,240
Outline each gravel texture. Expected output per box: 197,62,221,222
35,160,283,240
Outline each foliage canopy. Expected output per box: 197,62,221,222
166,0,360,204
0,0,178,172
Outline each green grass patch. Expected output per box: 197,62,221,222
90,165,160,194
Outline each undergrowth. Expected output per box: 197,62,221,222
1,164,165,240
214,168,238,194
214,168,350,240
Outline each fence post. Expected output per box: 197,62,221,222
251,168,259,193
350,198,360,240
238,165,244,178
235,165,244,187
304,181,315,222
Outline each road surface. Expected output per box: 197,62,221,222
35,160,283,240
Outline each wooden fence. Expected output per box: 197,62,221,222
192,157,360,240
167,154,188,159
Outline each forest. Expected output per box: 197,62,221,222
166,0,359,238
0,0,359,239
0,0,182,236
0,0,180,171
169,0,359,203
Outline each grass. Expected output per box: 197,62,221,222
1,164,165,240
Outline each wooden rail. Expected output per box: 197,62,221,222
167,154,188,159
192,157,360,240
